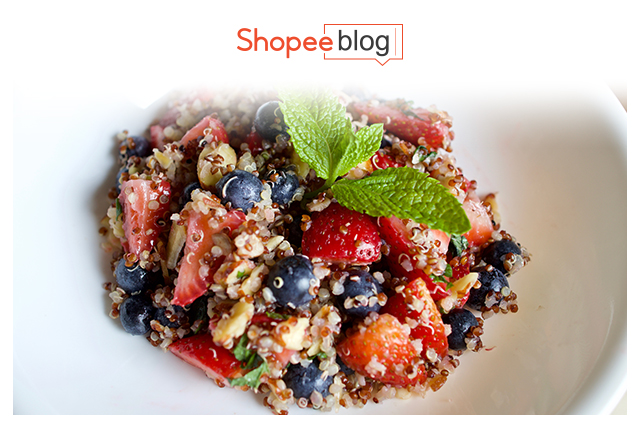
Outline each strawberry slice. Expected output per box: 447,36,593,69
370,151,401,171
301,203,381,265
351,100,453,149
118,178,172,259
242,130,265,156
248,313,296,366
172,205,246,307
377,216,451,300
149,125,166,150
382,278,449,361
462,194,493,247
168,333,247,386
179,114,228,146
336,313,426,387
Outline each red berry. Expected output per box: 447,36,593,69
302,203,381,265
179,114,228,146
382,278,449,361
118,178,172,259
169,334,246,386
351,100,453,149
172,202,246,307
336,313,426,387
462,194,493,247
377,216,451,300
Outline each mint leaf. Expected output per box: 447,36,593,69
115,198,123,219
228,360,270,389
430,274,448,284
449,234,468,256
232,334,253,364
444,264,453,278
265,311,290,321
332,167,471,235
347,123,384,175
278,89,381,185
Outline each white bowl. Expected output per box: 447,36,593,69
13,81,626,414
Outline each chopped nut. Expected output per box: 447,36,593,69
213,301,254,346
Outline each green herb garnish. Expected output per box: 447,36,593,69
115,198,123,219
228,360,270,389
232,334,255,366
229,334,269,389
430,274,448,284
265,311,290,321
279,89,471,235
415,146,437,163
444,264,453,278
449,234,469,257
279,88,383,196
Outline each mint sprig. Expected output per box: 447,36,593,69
278,89,471,235
333,167,471,235
279,88,383,193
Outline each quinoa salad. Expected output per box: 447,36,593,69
99,87,531,414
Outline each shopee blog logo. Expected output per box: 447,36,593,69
236,24,403,66
324,24,403,65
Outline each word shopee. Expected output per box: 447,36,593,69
237,28,333,59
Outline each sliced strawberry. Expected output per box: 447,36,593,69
301,203,381,265
370,151,401,171
336,313,426,387
168,333,247,386
377,216,451,300
118,178,171,258
149,124,166,150
382,278,449,361
405,269,450,301
242,130,264,156
378,216,449,259
351,100,453,149
179,114,228,146
462,194,493,247
248,313,296,366
172,206,246,307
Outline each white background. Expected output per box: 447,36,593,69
7,0,633,420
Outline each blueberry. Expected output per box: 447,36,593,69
215,169,263,213
121,135,152,159
283,360,333,399
254,101,288,141
441,308,479,351
286,216,304,248
335,270,383,318
482,240,522,275
336,355,355,376
466,269,510,310
119,294,155,335
266,255,317,309
265,169,299,206
154,305,188,328
379,133,393,149
114,258,163,295
179,181,201,209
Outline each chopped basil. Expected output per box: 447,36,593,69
115,198,123,219
449,234,468,257
228,360,270,389
265,311,290,320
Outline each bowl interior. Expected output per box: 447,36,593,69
13,81,626,414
